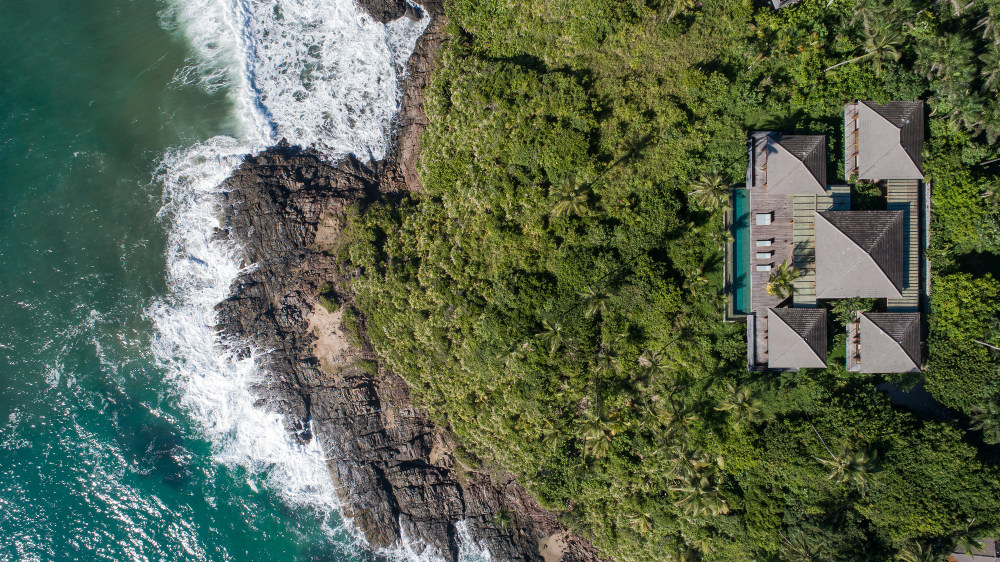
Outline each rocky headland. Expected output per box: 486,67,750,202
212,1,605,560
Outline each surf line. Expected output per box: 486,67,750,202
149,0,430,555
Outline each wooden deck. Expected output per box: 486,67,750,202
748,191,796,365
791,185,851,307
887,179,920,312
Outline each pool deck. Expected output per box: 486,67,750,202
790,185,850,306
886,179,921,312
747,190,794,365
745,177,849,367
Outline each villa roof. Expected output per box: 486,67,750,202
815,210,904,299
857,312,921,373
767,307,827,369
954,538,999,562
763,133,827,195
853,101,924,180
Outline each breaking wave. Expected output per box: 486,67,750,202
145,0,463,559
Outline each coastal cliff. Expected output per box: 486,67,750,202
212,1,604,560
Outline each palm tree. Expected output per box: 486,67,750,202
665,446,724,486
815,439,879,489
672,486,729,518
778,528,826,562
916,34,975,82
539,419,564,453
983,179,1000,212
947,92,987,134
682,263,712,297
551,175,588,218
636,349,668,390
688,173,730,213
766,262,799,299
944,0,972,16
971,400,1000,444
977,11,1000,45
895,540,939,562
983,47,1000,93
594,348,620,376
498,340,533,367
574,408,623,459
715,382,762,429
536,319,566,356
825,25,902,76
579,286,613,319
954,529,986,557
665,544,701,562
657,0,697,25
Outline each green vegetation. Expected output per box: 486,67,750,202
765,262,799,299
345,0,1000,559
318,282,339,313
340,306,363,347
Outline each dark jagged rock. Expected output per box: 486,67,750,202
214,142,605,562
354,0,408,23
213,2,607,561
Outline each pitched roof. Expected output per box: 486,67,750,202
854,101,924,180
764,133,827,195
768,307,827,369
815,210,904,299
858,312,921,373
954,538,999,562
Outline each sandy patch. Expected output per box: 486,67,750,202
539,531,568,562
307,305,350,375
313,213,342,253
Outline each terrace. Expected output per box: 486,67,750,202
729,100,929,372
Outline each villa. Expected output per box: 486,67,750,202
727,101,928,372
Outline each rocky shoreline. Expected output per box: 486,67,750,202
212,1,605,560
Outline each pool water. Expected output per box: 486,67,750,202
731,189,750,315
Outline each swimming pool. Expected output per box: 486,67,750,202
731,189,750,315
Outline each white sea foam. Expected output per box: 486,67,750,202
148,0,481,560
150,136,343,515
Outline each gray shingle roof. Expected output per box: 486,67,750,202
764,133,827,195
954,538,999,562
815,210,904,298
854,101,924,180
768,307,827,369
859,312,921,373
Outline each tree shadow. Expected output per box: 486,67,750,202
955,251,1000,279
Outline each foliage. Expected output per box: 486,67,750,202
831,297,876,326
344,0,1000,559
926,273,1000,412
765,261,799,299
318,281,339,313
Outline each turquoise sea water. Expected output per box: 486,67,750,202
0,0,426,559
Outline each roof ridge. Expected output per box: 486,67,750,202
771,308,825,362
865,213,904,291
818,211,903,292
769,134,826,192
857,101,923,177
864,313,921,367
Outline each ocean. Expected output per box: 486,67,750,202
0,0,444,560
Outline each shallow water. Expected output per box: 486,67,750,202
0,0,436,559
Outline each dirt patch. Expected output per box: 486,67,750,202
539,532,568,562
312,213,343,253
307,305,350,375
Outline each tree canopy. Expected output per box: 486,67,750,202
344,0,1000,559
